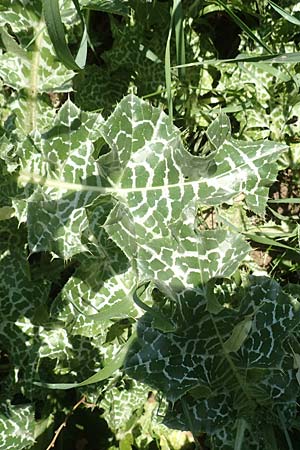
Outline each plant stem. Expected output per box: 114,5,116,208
26,18,44,133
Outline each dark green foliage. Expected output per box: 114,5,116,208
0,1,300,449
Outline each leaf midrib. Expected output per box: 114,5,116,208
19,140,279,198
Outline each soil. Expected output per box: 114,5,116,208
269,168,300,217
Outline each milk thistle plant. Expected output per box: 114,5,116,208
0,1,300,449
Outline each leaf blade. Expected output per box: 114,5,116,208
43,0,86,71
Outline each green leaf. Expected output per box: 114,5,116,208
0,27,27,58
0,2,74,134
173,0,185,80
101,379,149,434
36,331,137,389
291,350,300,387
205,279,224,315
100,16,166,98
74,65,131,117
223,317,252,353
0,220,51,396
43,0,87,71
0,206,14,220
98,95,282,292
19,94,285,286
0,26,74,93
49,202,139,337
133,282,176,332
175,51,300,68
206,112,231,150
243,232,300,253
165,5,173,121
0,0,41,33
80,0,129,15
234,418,247,450
125,276,300,443
18,99,104,258
268,198,300,204
0,403,35,450
269,1,300,26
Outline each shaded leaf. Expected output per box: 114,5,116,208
223,317,252,353
125,277,300,443
0,403,35,450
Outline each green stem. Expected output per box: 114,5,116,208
165,7,173,121
173,0,186,80
26,18,44,133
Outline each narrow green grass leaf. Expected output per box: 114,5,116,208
34,332,137,390
223,318,252,353
215,0,272,54
289,344,300,387
294,358,300,386
173,0,185,79
205,279,223,314
133,283,176,332
268,198,300,203
234,418,247,450
165,7,173,121
244,232,299,253
264,52,300,63
269,1,300,26
174,52,300,69
266,205,293,221
75,21,88,69
43,0,87,71
277,408,294,450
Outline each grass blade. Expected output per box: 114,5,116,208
43,0,87,71
234,418,247,450
266,205,294,222
173,0,185,79
244,232,300,253
133,282,176,332
34,332,137,389
165,6,173,121
269,1,300,27
215,0,272,54
173,51,300,70
268,198,300,203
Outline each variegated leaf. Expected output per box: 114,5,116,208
18,100,104,258
49,201,140,337
0,403,35,450
0,30,74,94
125,277,300,445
